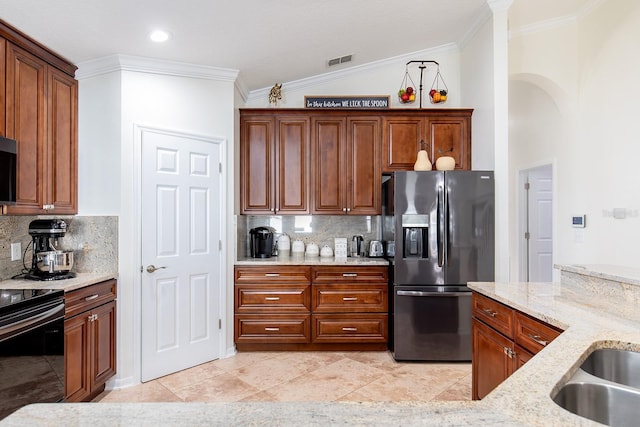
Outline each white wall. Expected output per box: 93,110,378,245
508,0,640,272
243,46,463,109
78,56,237,386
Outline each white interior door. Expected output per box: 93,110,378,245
140,128,223,382
520,164,553,282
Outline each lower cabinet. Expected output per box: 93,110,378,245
234,265,388,351
64,279,117,402
471,292,562,400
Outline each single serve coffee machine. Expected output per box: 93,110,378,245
26,219,76,280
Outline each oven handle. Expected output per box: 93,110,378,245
396,290,470,297
0,302,65,340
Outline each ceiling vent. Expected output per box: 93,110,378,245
328,54,353,67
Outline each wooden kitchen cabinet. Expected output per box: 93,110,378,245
382,110,471,172
240,114,309,214
234,266,312,348
1,22,78,215
310,116,381,215
234,265,389,351
471,292,562,400
64,279,117,402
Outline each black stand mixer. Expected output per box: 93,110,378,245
26,219,76,281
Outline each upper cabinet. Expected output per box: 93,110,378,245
240,113,309,214
382,110,472,172
1,21,78,215
240,108,472,215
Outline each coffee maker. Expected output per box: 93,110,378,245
249,227,274,258
26,219,76,281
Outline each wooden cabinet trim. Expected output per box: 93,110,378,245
235,283,311,313
312,283,387,313
65,279,117,319
514,311,562,355
311,266,388,283
234,266,312,284
312,313,388,343
472,292,514,339
235,313,311,343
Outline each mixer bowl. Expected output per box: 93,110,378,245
35,250,74,273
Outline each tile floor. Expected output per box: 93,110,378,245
94,351,472,403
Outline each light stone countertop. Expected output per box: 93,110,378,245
235,256,390,266
3,264,639,426
0,272,118,292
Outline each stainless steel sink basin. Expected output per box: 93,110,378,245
553,382,640,427
581,349,640,389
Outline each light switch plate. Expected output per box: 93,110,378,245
10,242,21,261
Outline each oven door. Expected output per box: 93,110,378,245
0,295,65,419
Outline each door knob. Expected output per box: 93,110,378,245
146,265,167,273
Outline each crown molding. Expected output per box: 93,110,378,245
458,3,493,50
509,0,608,39
76,54,239,82
245,43,459,104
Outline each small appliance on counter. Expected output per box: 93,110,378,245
350,235,364,257
249,226,274,258
25,219,76,281
368,240,385,258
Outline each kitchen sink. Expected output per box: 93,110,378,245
553,382,640,427
553,348,640,427
580,349,640,389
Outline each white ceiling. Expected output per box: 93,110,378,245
0,0,595,92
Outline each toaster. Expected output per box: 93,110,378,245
368,240,385,257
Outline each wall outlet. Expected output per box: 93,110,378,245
11,242,21,261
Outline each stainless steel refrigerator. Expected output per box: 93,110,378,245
383,171,495,361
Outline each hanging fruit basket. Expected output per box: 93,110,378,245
429,68,448,104
397,66,417,104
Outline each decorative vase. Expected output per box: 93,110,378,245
435,156,456,171
414,150,432,171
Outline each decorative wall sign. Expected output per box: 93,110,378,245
304,95,390,109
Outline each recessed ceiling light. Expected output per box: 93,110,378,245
149,30,171,43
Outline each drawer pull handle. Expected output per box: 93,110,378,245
265,273,280,277
342,297,358,301
527,334,548,346
342,327,358,332
482,308,497,317
85,294,99,302
265,297,281,301
342,273,358,277
265,327,280,332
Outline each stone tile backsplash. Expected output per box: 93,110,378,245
0,215,118,280
237,215,381,259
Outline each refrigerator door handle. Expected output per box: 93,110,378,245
437,186,444,267
396,290,470,297
446,186,451,264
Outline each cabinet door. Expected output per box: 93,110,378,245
347,117,381,215
64,314,90,402
472,318,515,400
382,116,425,172
240,116,275,214
91,301,117,389
311,117,346,214
428,117,470,170
47,68,78,214
276,117,309,214
4,42,47,214
0,39,5,137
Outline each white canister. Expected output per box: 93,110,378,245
320,245,333,257
306,242,319,257
277,233,290,251
291,239,305,254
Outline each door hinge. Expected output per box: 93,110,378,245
524,232,530,240
218,319,222,329
219,240,222,250
524,182,530,190
219,162,222,173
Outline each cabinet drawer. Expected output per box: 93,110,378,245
234,266,311,284
311,314,388,343
514,312,562,355
65,279,117,318
311,266,388,283
312,284,387,313
235,284,310,312
472,293,514,339
234,314,310,343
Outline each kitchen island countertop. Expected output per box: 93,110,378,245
3,264,640,426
